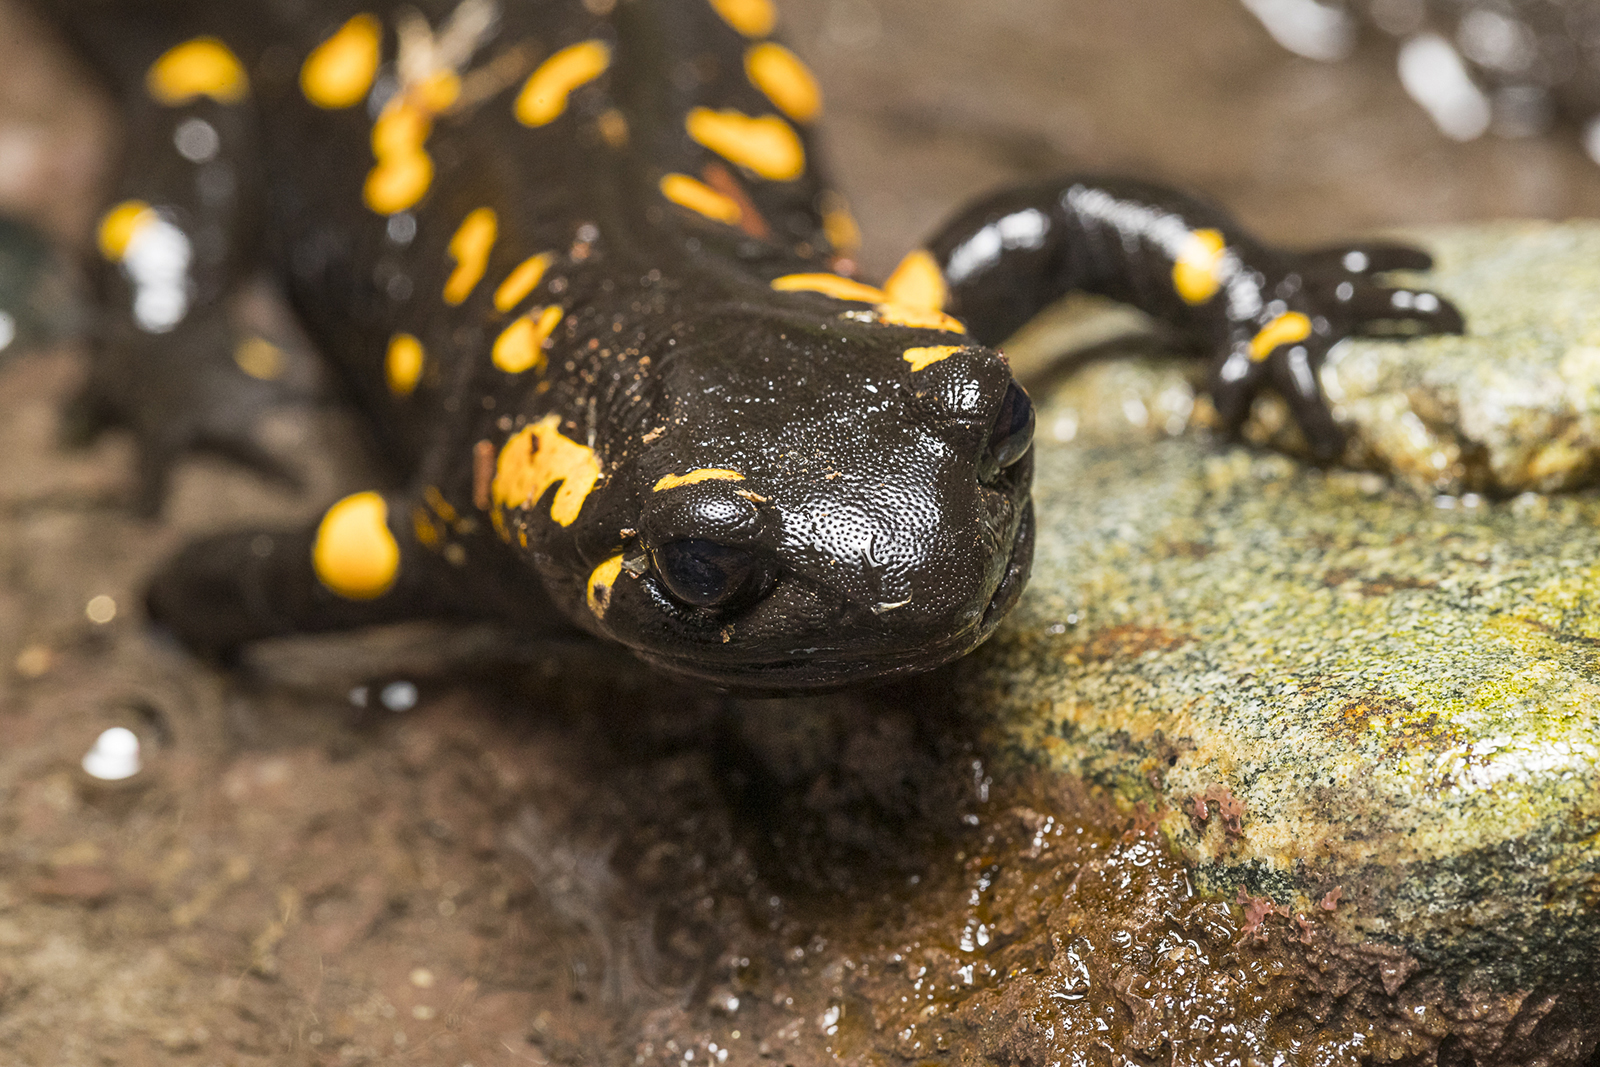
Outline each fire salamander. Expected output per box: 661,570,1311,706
35,0,1463,690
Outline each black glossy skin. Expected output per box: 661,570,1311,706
38,0,1463,692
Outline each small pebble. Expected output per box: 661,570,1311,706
82,727,141,781
85,595,117,624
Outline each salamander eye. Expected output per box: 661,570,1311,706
651,539,776,610
986,380,1035,471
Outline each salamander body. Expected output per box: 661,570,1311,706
33,0,1463,691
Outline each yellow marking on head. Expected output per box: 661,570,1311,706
494,253,555,313
301,14,382,109
685,108,804,182
234,337,285,380
515,40,612,127
492,306,564,374
877,304,967,333
587,554,625,617
744,43,820,123
97,200,156,261
653,468,745,492
1173,228,1227,305
659,173,741,225
146,38,249,106
597,108,629,148
443,208,498,305
883,249,948,312
709,0,776,37
820,194,861,255
312,491,400,599
492,413,602,527
902,345,963,372
771,272,884,303
386,333,425,395
1248,311,1313,361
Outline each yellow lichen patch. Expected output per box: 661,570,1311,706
586,554,625,617
771,272,884,303
494,253,555,313
653,468,745,492
443,208,498,305
878,304,966,333
709,0,776,37
233,337,285,380
97,200,156,261
883,249,948,312
301,14,382,109
492,306,564,374
1248,311,1313,361
1173,228,1227,305
903,345,963,372
312,491,400,600
515,40,612,127
686,108,804,182
492,413,602,527
386,333,425,395
744,43,820,123
659,173,741,225
597,108,629,147
146,38,249,106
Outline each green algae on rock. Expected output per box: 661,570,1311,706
961,431,1600,992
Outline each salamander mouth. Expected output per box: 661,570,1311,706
641,500,1035,694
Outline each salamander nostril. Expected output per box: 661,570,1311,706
651,538,776,611
984,379,1035,474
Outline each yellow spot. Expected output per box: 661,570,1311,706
494,253,555,313
312,491,400,600
386,333,424,395
686,108,804,182
234,337,285,380
597,108,629,147
492,306,564,374
821,195,862,255
587,554,625,617
883,249,948,312
301,14,382,109
515,40,612,127
372,100,432,155
659,173,741,225
1173,228,1227,305
903,345,963,372
709,0,776,37
146,38,249,106
364,150,433,215
97,200,156,261
424,485,459,525
653,468,745,492
744,43,821,123
414,70,461,114
771,272,884,303
878,305,966,333
412,506,442,548
1248,311,1313,361
443,208,498,305
492,413,602,527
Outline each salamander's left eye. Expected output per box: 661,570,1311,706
651,539,776,611
986,380,1035,471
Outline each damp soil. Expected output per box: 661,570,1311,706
2,0,1600,1064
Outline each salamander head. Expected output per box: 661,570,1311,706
530,314,1034,692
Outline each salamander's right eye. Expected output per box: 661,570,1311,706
651,539,776,611
984,380,1034,473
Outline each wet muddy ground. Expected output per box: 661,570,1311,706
3,0,1600,1064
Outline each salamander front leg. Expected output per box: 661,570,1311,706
913,177,1465,458
145,489,564,661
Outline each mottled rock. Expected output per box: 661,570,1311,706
962,432,1600,990
1011,222,1600,498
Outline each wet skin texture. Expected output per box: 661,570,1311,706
37,0,1463,691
